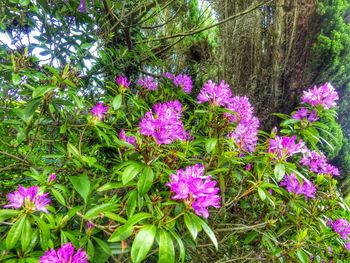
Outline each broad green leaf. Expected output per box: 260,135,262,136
21,217,32,251
6,215,26,250
243,231,257,244
32,215,50,250
51,188,66,205
137,166,154,195
296,249,309,263
98,182,134,192
84,203,118,219
197,216,218,250
158,229,175,263
69,174,90,203
67,142,81,158
92,237,112,255
32,86,55,98
184,213,198,240
12,73,21,85
168,230,185,263
205,138,217,153
0,209,21,221
131,225,156,263
126,191,137,217
112,94,122,110
122,162,144,185
258,188,266,201
274,163,285,182
109,213,153,242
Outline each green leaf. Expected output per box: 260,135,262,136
258,188,266,201
243,231,257,244
296,249,309,263
158,229,175,263
274,163,285,182
137,166,154,195
98,182,134,192
184,213,198,240
32,215,50,250
21,217,32,251
12,73,21,85
122,162,144,185
32,86,55,98
67,142,81,158
126,191,137,217
168,230,185,263
131,225,156,263
19,0,30,6
69,174,90,203
205,138,217,153
108,213,153,242
112,94,122,110
92,237,112,255
23,99,41,123
51,188,66,205
0,209,21,221
84,203,118,219
6,215,26,250
197,216,218,250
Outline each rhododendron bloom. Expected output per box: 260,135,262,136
328,219,350,239
226,96,259,152
40,242,88,263
139,100,187,144
279,173,316,199
77,0,86,13
91,103,109,120
292,108,319,122
173,74,193,94
166,164,221,218
162,72,174,79
301,150,340,176
137,76,158,91
269,135,305,160
345,242,350,251
4,185,50,213
301,82,339,109
119,129,137,146
115,75,130,88
197,80,232,106
48,173,57,182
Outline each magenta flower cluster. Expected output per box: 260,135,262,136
173,74,193,94
137,76,158,91
119,129,137,146
327,218,350,250
166,164,221,218
292,108,319,122
279,173,316,199
226,96,260,152
40,242,88,263
139,100,187,144
301,82,339,109
91,102,109,120
4,185,50,213
300,150,340,176
197,80,232,106
115,75,131,89
269,135,305,160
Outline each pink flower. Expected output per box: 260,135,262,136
173,74,193,94
328,219,350,239
162,72,174,79
4,185,51,213
269,135,305,160
119,129,137,146
48,173,57,183
301,82,339,109
86,221,94,230
279,173,316,199
77,0,86,13
137,76,158,91
91,103,109,120
166,164,221,218
139,100,187,144
292,108,319,122
40,242,88,263
301,150,340,176
197,80,232,106
115,75,130,89
345,241,350,251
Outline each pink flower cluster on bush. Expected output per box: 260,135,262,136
328,219,350,251
301,150,340,176
40,242,88,263
301,82,339,109
166,164,221,218
4,185,50,213
279,173,316,199
139,100,187,144
269,135,305,160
